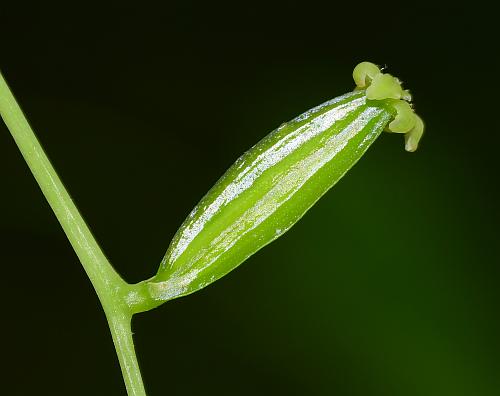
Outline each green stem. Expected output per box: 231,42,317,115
0,71,147,396
105,305,146,395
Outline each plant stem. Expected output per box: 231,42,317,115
0,70,147,396
106,306,147,395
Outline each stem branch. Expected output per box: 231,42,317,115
0,70,147,396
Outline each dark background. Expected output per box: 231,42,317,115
1,1,498,395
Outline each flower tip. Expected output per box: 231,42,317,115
353,61,424,152
404,115,425,152
352,61,381,88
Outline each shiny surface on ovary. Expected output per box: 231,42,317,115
149,90,392,301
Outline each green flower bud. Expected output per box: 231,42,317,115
137,62,424,308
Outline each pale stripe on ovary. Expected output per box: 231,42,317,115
173,107,383,280
167,96,367,265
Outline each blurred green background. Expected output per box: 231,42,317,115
1,1,498,395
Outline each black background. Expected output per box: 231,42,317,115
1,1,499,395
